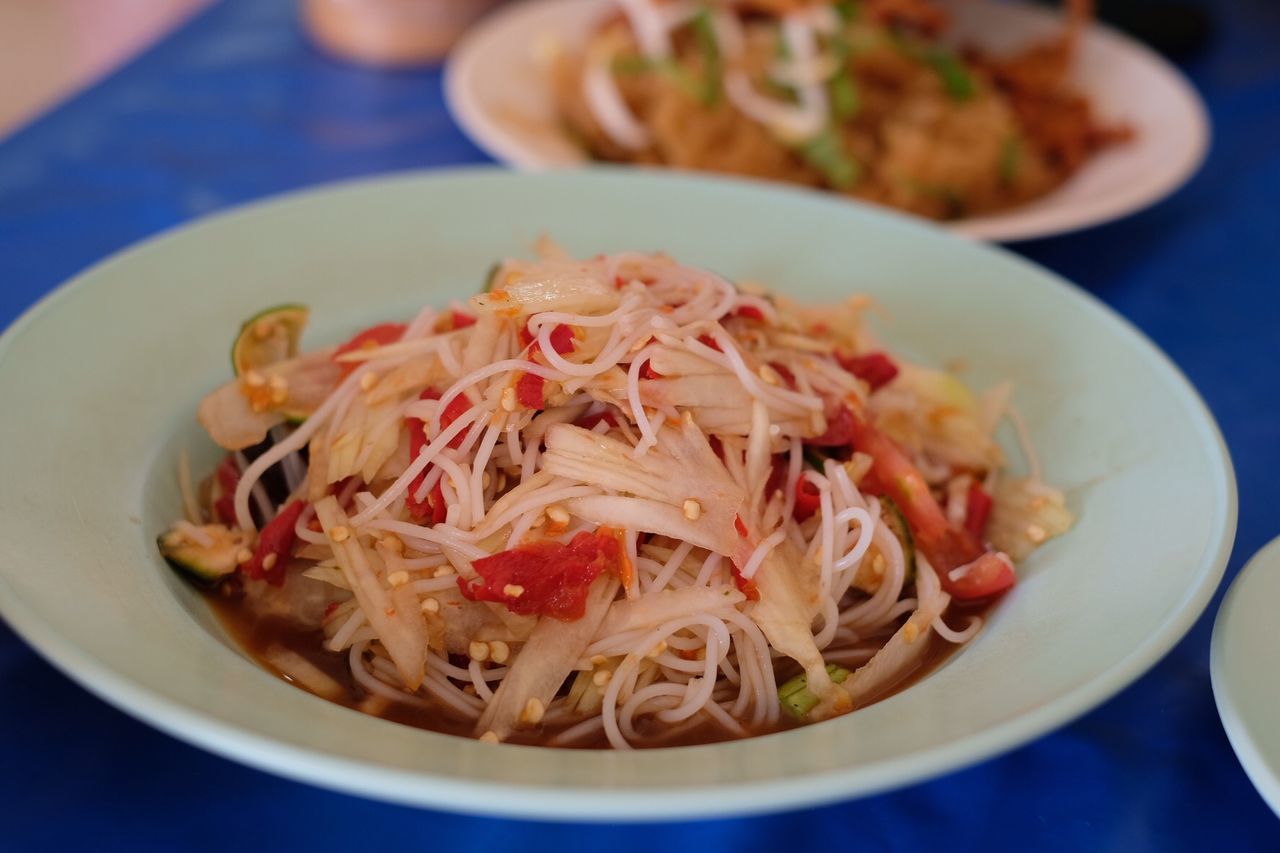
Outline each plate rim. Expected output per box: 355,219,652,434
1211,536,1280,818
443,0,1211,243
0,165,1238,820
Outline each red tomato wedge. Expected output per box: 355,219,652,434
333,323,407,374
243,500,306,586
515,372,546,409
964,480,994,539
837,351,899,391
458,529,623,621
418,388,473,449
848,413,1014,600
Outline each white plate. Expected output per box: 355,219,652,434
446,0,1209,242
1212,536,1280,817
0,169,1236,820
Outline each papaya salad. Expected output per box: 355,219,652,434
158,247,1073,748
552,0,1130,220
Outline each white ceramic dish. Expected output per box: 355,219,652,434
1212,536,1280,818
445,0,1209,242
0,169,1235,820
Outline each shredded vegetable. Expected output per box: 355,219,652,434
160,245,1072,748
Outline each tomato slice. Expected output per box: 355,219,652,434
333,323,407,372
837,351,899,391
515,372,546,409
243,500,306,586
947,552,1016,599
458,529,622,620
848,412,1011,600
807,405,855,447
964,480,994,539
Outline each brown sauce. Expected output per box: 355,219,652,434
205,586,988,748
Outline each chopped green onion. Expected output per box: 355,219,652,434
690,5,722,106
803,446,832,473
611,55,706,102
834,0,862,22
830,72,860,121
779,663,852,719
999,136,1022,185
483,262,501,293
798,127,861,190
922,48,976,101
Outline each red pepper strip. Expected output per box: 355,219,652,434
243,500,306,586
731,563,761,602
639,359,662,380
848,413,1014,600
794,478,822,522
732,305,766,322
458,529,623,621
837,351,900,391
213,454,240,525
333,323,408,375
450,310,477,330
964,480,994,539
696,334,722,353
807,404,855,447
734,514,750,538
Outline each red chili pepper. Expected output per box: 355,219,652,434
734,514,749,538
450,310,477,330
333,323,407,375
964,481,994,539
837,351,899,391
794,478,822,522
213,454,240,525
243,500,306,586
458,529,623,621
639,359,662,380
732,305,766,322
515,372,546,409
731,563,761,602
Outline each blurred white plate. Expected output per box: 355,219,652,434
1212,536,1280,818
446,0,1209,242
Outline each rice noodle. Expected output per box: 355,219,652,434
171,247,1066,749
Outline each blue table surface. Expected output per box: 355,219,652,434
1,0,1277,849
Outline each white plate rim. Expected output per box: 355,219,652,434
444,0,1211,243
0,166,1237,820
1211,535,1280,818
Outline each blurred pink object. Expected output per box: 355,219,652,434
301,0,503,66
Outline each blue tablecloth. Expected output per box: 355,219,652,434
1,0,1277,848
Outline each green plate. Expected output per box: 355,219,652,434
0,168,1236,820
